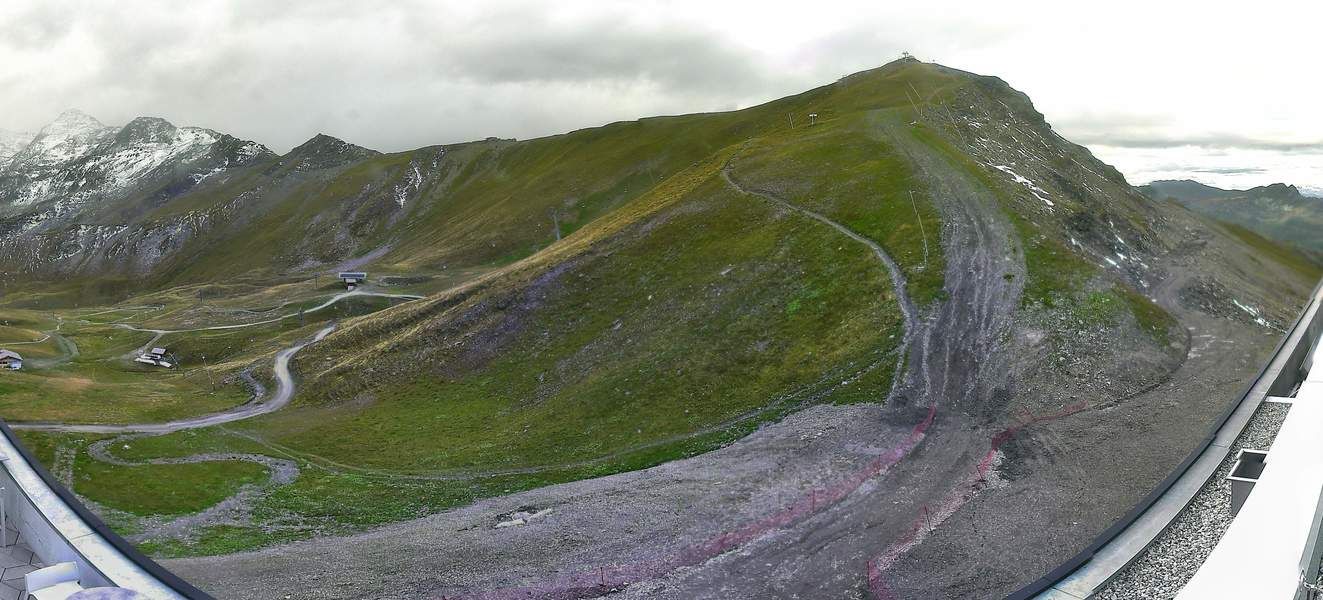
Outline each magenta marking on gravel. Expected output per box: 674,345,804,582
443,404,939,600
866,401,1089,600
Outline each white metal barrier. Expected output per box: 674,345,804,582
0,426,200,599
1178,333,1323,599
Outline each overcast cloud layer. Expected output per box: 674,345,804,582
2,0,1320,192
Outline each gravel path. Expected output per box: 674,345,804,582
9,291,423,545
22,317,79,368
86,435,301,543
114,289,423,359
1093,400,1291,600
9,282,421,435
721,157,918,401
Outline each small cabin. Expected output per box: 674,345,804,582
0,349,21,370
338,272,367,290
135,347,174,368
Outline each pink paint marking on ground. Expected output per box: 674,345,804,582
447,405,939,600
866,401,1089,600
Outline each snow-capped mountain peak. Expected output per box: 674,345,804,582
8,109,117,174
0,110,273,222
45,108,106,135
115,116,179,145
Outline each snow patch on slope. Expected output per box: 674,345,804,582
1,112,269,214
91,126,220,193
395,162,423,207
992,164,1055,207
1232,299,1274,329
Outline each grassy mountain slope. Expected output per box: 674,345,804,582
234,62,994,481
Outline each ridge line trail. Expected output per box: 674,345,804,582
437,141,1022,600
719,163,919,333
657,131,1025,599
720,157,919,401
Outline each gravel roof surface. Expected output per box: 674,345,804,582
1093,400,1291,600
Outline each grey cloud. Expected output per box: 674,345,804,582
1,0,1319,200
1,3,76,49
1189,167,1269,175
420,10,772,92
1050,111,1323,152
0,1,800,152
1070,132,1323,153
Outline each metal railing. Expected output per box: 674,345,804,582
0,420,212,599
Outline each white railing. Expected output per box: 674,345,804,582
1177,333,1323,599
0,423,207,599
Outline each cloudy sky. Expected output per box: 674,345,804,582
2,0,1320,193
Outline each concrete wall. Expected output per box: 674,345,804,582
0,467,113,588
0,426,194,599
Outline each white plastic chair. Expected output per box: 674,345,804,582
24,561,83,600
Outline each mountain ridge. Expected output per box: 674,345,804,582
1141,178,1319,201
1141,178,1323,254
2,60,1317,305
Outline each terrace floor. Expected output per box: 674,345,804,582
0,523,45,600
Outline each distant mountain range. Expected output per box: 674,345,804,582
1140,179,1323,254
0,109,274,230
0,108,418,289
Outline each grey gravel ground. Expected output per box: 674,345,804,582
1093,400,1291,600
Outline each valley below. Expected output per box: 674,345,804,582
1,58,1318,599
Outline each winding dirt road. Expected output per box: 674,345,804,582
13,323,337,435
13,290,421,434
17,317,79,369
86,435,300,543
115,289,423,359
9,290,426,550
